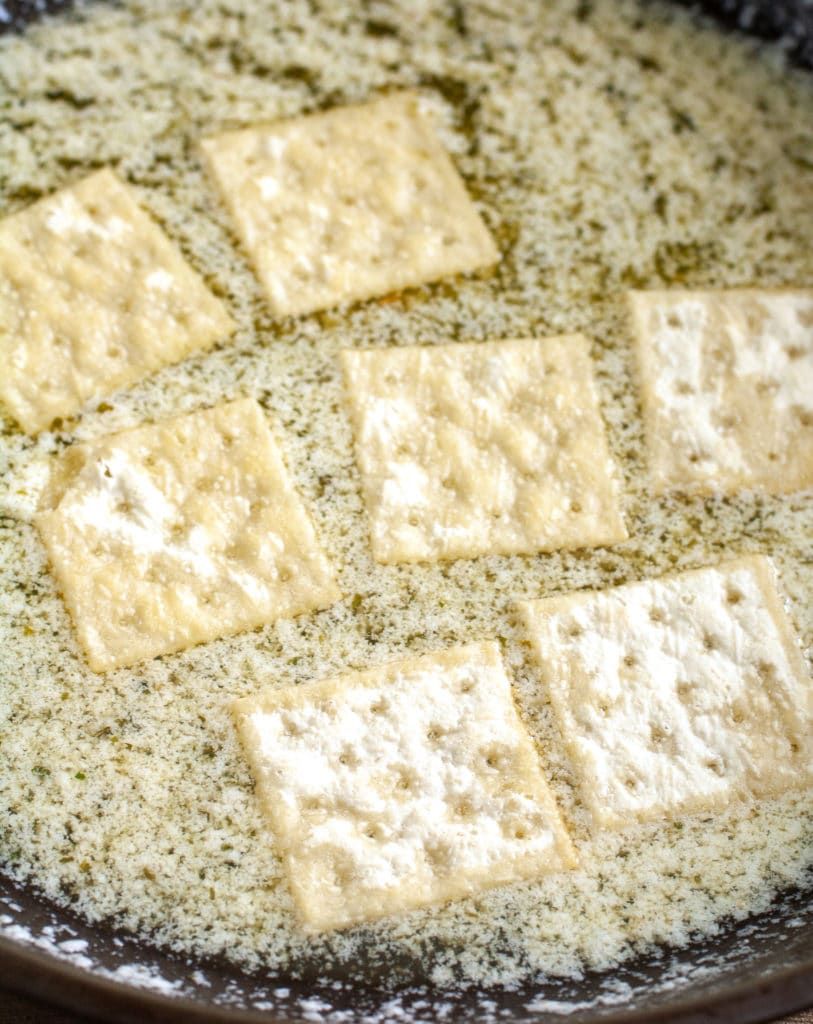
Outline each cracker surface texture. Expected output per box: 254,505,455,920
341,335,627,564
629,289,813,495
232,641,576,932
36,398,340,672
200,93,498,317
0,169,234,434
517,556,813,828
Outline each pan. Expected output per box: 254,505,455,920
0,0,812,1021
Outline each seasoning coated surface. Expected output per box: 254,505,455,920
0,0,812,997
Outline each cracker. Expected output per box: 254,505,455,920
629,288,813,495
36,398,340,672
516,556,812,828
0,169,234,434
232,641,576,933
200,93,498,317
340,336,627,564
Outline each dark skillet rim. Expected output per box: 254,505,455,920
2,917,813,1024
1,929,813,1024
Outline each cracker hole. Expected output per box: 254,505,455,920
703,632,718,652
755,378,779,396
650,723,667,744
790,741,800,754
408,513,420,527
705,758,724,776
725,586,744,605
623,775,639,790
676,681,692,702
278,568,292,583
331,859,355,888
282,715,305,738
757,660,776,683
666,312,682,329
338,747,360,768
719,413,737,429
459,678,475,694
622,653,637,668
767,451,780,462
485,747,508,770
424,842,452,869
674,380,694,396
395,770,415,792
455,800,474,819
566,622,584,638
649,606,665,623
796,408,813,427
570,500,583,514
369,698,388,715
785,345,805,360
730,705,746,725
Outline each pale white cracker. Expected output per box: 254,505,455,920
232,641,576,933
629,288,813,495
36,398,340,672
200,93,498,318
516,556,812,828
0,169,234,434
340,335,627,564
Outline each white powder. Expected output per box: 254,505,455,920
729,294,813,412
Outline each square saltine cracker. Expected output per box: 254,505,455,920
200,93,498,317
629,288,813,495
517,556,812,828
232,641,576,933
341,336,627,564
0,169,234,434
36,398,340,672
